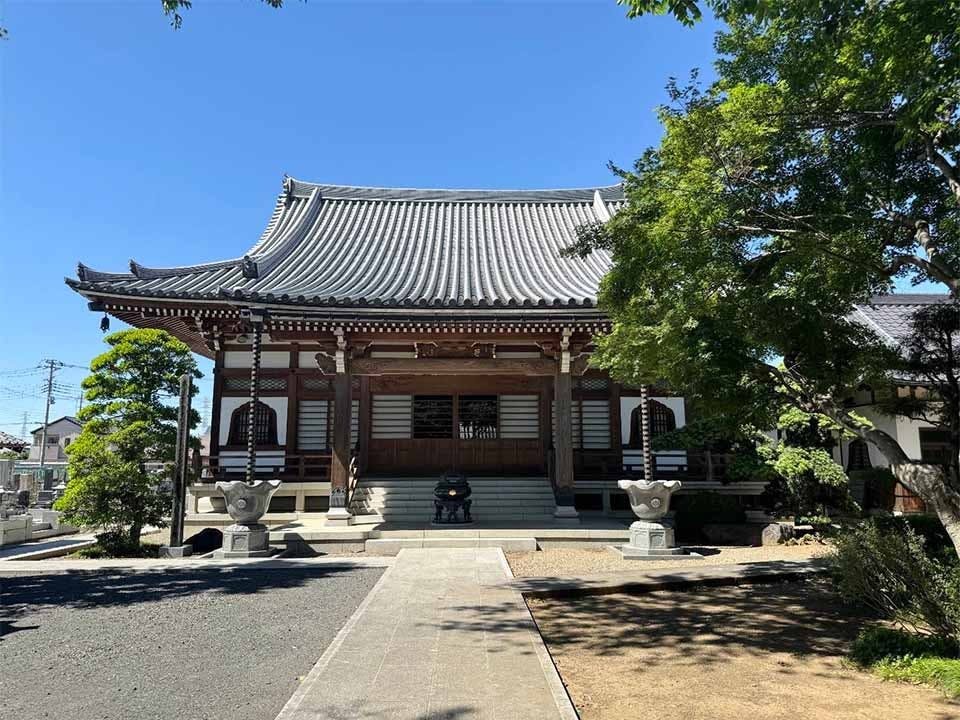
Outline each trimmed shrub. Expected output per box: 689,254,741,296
673,493,745,539
831,519,960,642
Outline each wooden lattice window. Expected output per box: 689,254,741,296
847,439,872,471
413,395,453,439
227,401,278,446
459,395,498,440
628,400,677,447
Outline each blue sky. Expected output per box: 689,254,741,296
0,0,720,436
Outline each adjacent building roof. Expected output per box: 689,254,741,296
0,431,27,450
68,177,624,310
29,416,82,436
851,294,953,344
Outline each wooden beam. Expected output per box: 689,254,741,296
351,357,558,376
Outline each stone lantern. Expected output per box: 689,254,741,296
617,479,697,560
214,479,281,558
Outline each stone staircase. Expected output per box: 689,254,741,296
349,476,558,524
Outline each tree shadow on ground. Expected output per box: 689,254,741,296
0,565,359,633
432,578,867,669
528,578,862,667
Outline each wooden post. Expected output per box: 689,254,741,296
326,328,354,526
553,330,579,522
170,373,192,547
209,349,224,478
159,373,194,558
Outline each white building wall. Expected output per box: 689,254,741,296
219,396,289,446
223,351,290,369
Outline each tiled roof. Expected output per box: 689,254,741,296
851,294,953,344
68,177,624,310
0,430,26,449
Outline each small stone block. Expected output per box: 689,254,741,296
157,544,193,559
611,545,704,561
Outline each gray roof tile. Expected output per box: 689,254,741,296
851,294,953,343
70,178,624,310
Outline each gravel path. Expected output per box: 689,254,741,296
506,543,829,577
1,565,384,720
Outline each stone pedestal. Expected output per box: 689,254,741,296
619,519,687,559
325,507,354,527
553,505,580,525
215,523,272,558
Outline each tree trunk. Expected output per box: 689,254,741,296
854,427,960,558
891,462,960,557
128,523,142,550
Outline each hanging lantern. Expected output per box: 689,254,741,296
100,313,110,332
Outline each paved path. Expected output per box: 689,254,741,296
0,554,393,574
276,547,576,720
0,534,95,560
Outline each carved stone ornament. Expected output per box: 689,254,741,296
215,480,282,525
617,479,682,521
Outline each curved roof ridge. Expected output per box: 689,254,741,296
286,176,624,204
76,263,136,283
862,293,952,305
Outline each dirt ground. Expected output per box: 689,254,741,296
506,543,829,577
528,578,958,720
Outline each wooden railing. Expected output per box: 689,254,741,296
200,452,332,483
575,449,735,482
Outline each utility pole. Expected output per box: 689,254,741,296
20,411,28,441
37,360,62,471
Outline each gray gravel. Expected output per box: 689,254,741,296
1,565,384,720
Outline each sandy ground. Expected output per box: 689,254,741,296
506,543,829,576
528,578,958,720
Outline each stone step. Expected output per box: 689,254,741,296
365,537,538,555
368,512,555,524
352,493,556,504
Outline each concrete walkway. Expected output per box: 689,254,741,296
276,547,576,720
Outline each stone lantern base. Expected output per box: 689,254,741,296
615,519,702,561
214,523,272,558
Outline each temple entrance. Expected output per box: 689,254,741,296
367,385,546,475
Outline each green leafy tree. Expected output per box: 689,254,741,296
56,329,201,552
572,0,960,551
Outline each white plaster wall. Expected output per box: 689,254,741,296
832,407,938,468
219,396,289,445
298,350,321,369
896,413,933,461
223,351,289,369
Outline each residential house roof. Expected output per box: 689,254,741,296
29,416,82,436
67,177,624,310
